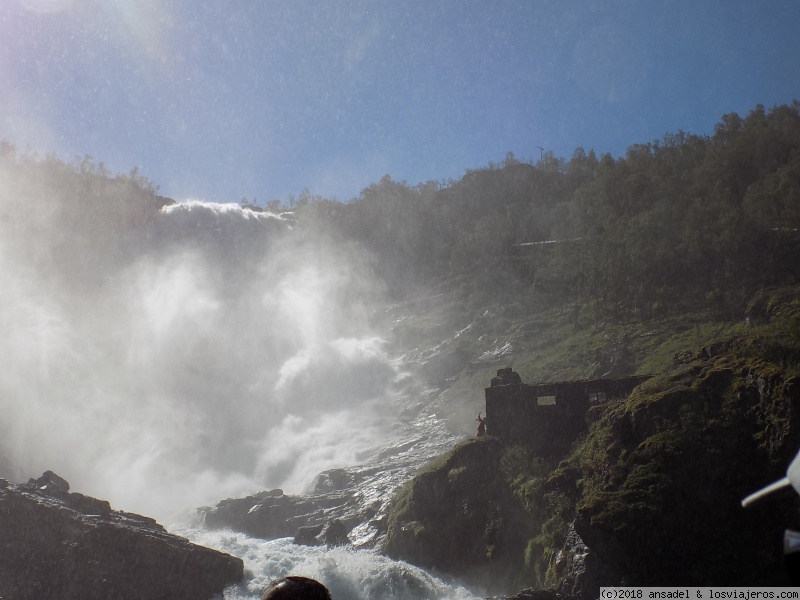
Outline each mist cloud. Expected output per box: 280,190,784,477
0,160,397,521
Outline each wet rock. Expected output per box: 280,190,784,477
383,437,535,595
294,524,325,546
200,486,366,547
315,468,351,491
321,518,350,547
199,378,464,551
201,488,319,539
0,472,243,600
552,521,612,599
575,357,800,586
27,470,70,494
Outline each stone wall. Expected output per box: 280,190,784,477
484,368,650,453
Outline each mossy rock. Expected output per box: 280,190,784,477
384,287,800,593
383,437,537,593
573,354,800,585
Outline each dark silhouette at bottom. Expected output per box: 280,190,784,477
261,576,332,600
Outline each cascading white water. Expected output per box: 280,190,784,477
0,161,484,598
0,160,399,520
175,530,482,600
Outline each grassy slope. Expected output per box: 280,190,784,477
382,284,800,594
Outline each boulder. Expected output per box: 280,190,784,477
321,518,350,547
200,486,367,548
0,473,243,600
200,488,326,539
314,468,351,491
292,519,351,547
293,524,325,546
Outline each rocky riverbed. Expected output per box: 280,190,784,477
198,387,464,550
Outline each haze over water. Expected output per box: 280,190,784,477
0,161,404,521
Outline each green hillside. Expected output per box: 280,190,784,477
358,103,800,595
297,101,800,323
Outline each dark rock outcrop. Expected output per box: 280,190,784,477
198,433,458,551
320,518,350,547
0,472,243,600
574,355,800,587
314,468,351,492
199,487,358,543
293,524,325,546
291,519,352,547
383,437,536,595
198,482,385,547
550,521,613,598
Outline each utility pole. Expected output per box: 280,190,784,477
537,146,545,162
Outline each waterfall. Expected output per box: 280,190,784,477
0,180,399,520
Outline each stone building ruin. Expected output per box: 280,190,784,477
484,367,651,454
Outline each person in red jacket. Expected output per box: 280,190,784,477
476,412,486,437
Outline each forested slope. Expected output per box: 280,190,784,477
363,103,800,595
297,102,800,319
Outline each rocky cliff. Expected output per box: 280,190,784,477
571,351,800,587
383,437,537,595
382,290,800,596
0,471,243,600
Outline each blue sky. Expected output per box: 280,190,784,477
2,0,799,203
